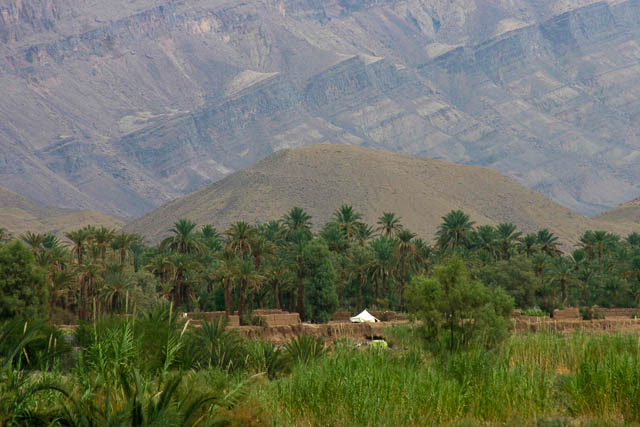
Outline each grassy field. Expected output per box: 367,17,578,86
2,313,640,426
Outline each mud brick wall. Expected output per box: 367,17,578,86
552,308,580,320
259,313,301,327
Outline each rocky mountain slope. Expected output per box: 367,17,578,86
2,0,640,217
125,144,631,245
596,198,640,225
0,186,124,236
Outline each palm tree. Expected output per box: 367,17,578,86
347,245,372,310
264,257,293,310
413,238,432,274
93,227,115,266
579,230,619,291
320,223,348,253
101,271,134,313
225,221,258,258
626,232,640,248
112,232,139,265
376,212,402,237
64,228,92,265
546,257,575,305
77,263,101,320
536,229,560,257
354,222,375,246
168,254,200,308
519,233,538,257
161,219,204,255
332,205,362,240
211,250,237,316
369,236,396,300
281,207,312,240
495,223,522,260
20,231,45,254
472,225,496,257
259,220,286,246
233,258,264,320
436,210,475,252
395,228,416,308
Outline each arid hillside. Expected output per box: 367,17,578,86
2,0,640,217
0,186,124,236
126,144,631,245
596,199,640,226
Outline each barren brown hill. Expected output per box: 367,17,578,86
126,145,630,246
0,186,124,236
596,199,640,226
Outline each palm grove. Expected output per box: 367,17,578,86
2,206,640,324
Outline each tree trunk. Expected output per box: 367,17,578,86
357,272,363,310
296,275,305,321
274,281,280,309
237,280,247,321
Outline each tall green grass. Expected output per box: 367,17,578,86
257,329,640,426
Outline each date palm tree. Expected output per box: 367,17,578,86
20,231,45,254
436,210,475,252
495,223,522,260
64,228,92,265
519,233,538,257
93,227,115,266
332,205,362,241
348,245,373,309
376,212,402,237
354,222,375,246
536,229,560,257
225,221,258,258
211,250,237,316
395,228,416,308
546,257,575,305
233,258,264,320
369,236,396,300
281,207,312,241
161,219,204,255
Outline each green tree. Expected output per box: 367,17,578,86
225,221,258,258
369,236,396,301
436,210,475,252
332,205,362,241
376,212,402,237
536,229,560,257
281,207,313,241
0,241,48,320
407,256,513,351
303,239,338,323
161,219,204,255
395,228,416,308
473,256,538,309
494,223,522,260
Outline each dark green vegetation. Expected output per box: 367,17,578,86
2,206,640,323
2,207,640,424
3,313,640,425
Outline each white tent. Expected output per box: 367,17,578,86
350,309,380,323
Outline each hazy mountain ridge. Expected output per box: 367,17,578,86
125,144,632,245
2,0,640,217
0,186,124,236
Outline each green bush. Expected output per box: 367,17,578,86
407,256,514,351
0,241,48,321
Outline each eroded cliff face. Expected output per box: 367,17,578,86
1,0,639,217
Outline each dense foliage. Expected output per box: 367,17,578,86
1,208,640,324
2,209,640,424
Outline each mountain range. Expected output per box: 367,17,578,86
124,144,633,245
2,0,640,219
0,186,123,236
